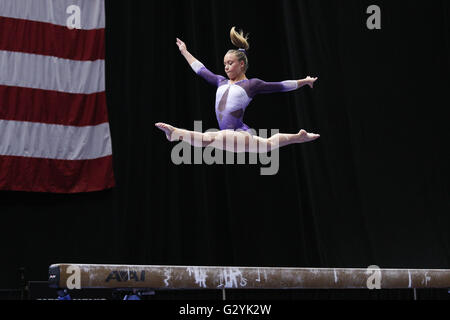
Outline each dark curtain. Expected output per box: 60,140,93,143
0,0,449,298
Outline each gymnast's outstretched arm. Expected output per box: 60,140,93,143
176,38,226,87
249,77,318,97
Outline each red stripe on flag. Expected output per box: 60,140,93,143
0,17,104,61
0,155,115,193
0,85,108,126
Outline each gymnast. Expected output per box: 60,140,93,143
156,27,320,153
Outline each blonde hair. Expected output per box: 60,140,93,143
228,26,250,73
230,26,250,50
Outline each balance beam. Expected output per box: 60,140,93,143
48,264,450,290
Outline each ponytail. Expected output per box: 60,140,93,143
228,27,250,73
230,26,250,50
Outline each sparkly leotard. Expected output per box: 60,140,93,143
190,61,299,132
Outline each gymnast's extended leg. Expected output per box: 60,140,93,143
155,122,320,153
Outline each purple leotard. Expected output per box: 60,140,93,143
190,61,299,132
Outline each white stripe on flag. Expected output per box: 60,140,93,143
0,0,105,30
0,50,104,94
0,120,112,160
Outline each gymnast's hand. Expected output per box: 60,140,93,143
176,38,197,65
176,38,187,53
298,76,318,89
305,76,318,88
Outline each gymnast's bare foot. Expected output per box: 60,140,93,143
297,129,320,143
155,122,177,141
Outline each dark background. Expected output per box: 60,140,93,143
0,0,449,297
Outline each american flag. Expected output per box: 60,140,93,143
0,0,115,193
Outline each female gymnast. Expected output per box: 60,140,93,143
156,27,320,153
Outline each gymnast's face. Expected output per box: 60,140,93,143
224,53,245,80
